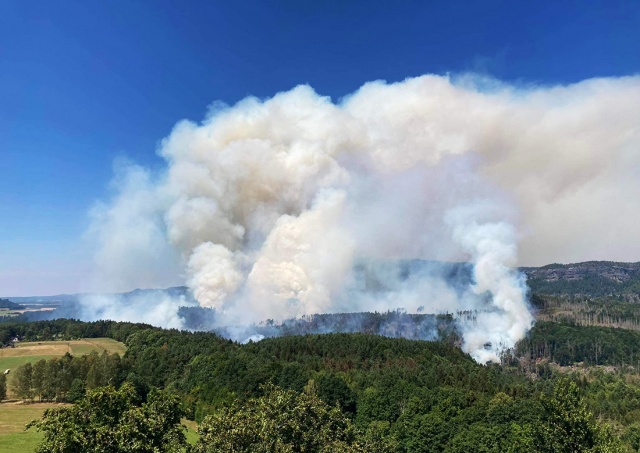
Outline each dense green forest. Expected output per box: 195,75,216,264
515,321,640,367
5,262,640,451
2,316,639,451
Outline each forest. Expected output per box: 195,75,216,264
0,315,635,452
3,264,640,451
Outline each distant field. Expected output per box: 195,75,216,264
0,308,19,318
2,338,126,358
0,307,57,319
0,402,64,453
0,338,126,397
0,356,60,373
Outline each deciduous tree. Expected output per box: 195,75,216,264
27,383,186,453
191,383,374,452
12,361,33,401
535,378,623,453
0,372,6,401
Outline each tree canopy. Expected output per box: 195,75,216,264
27,383,186,453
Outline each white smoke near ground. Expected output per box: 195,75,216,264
80,290,195,330
83,74,640,363
447,205,531,363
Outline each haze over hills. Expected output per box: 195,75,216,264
4,260,640,349
0,298,25,310
8,260,639,305
8,74,640,364
4,286,192,305
5,261,639,452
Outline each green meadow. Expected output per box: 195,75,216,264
0,403,56,453
0,403,198,452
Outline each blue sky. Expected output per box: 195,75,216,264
1,0,639,296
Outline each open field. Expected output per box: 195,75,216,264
6,338,126,356
0,403,199,452
0,307,58,319
0,308,19,318
0,355,60,373
0,402,66,453
0,338,126,398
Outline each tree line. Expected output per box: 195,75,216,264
10,350,124,402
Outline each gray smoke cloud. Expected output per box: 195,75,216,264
83,74,640,362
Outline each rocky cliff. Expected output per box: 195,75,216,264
522,261,640,297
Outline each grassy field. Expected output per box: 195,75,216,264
0,403,199,452
0,402,63,453
0,339,201,452
0,338,126,398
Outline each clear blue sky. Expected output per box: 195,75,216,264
1,0,639,296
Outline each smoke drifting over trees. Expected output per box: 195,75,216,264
85,74,640,362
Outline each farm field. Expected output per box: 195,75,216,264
0,338,126,397
0,308,18,318
5,338,126,356
0,307,57,320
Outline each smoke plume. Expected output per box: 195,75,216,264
85,74,640,362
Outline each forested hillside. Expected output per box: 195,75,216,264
0,317,634,451
524,261,640,299
3,261,640,451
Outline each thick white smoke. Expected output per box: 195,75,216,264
86,74,640,362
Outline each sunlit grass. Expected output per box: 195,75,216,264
0,404,199,452
0,402,65,453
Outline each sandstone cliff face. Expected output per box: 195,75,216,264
523,262,640,284
521,261,640,298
